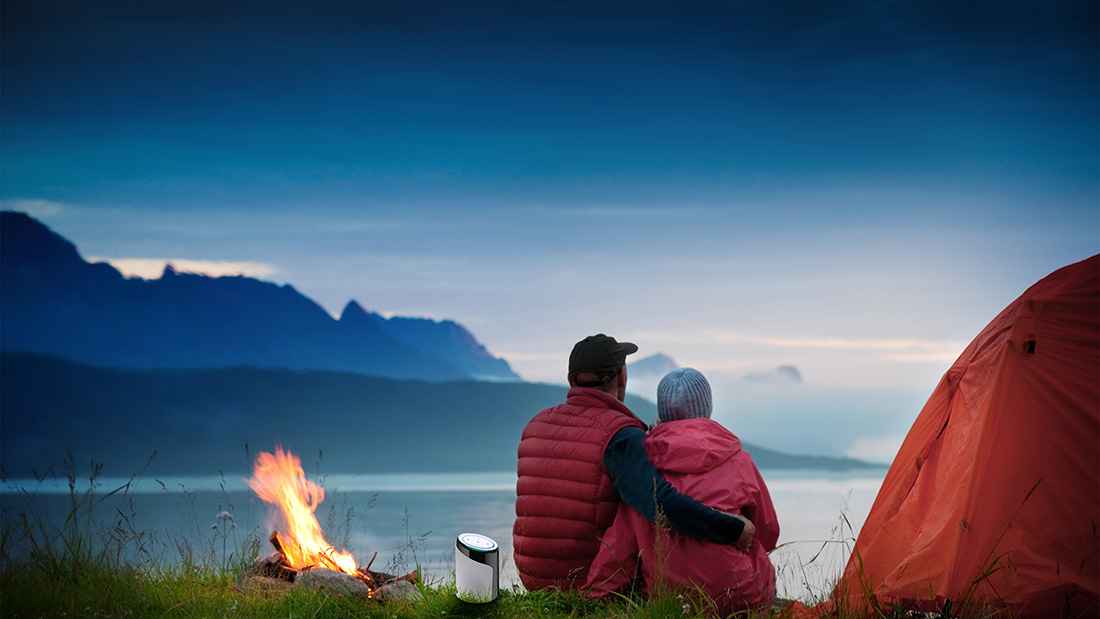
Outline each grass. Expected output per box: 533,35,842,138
0,456,1021,619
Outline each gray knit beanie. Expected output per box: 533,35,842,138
657,367,713,421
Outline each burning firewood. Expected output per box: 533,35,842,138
239,446,421,603
240,529,420,602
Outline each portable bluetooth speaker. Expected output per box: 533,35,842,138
455,532,499,603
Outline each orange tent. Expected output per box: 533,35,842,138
823,255,1099,618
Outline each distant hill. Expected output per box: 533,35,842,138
741,365,804,384
628,353,680,381
0,211,518,382
0,352,885,477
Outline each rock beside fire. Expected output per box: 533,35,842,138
237,552,296,594
241,552,298,582
237,543,422,604
296,568,371,602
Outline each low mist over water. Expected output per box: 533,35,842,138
628,371,929,464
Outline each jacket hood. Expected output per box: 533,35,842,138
645,418,742,474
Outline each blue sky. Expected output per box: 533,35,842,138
3,0,1097,459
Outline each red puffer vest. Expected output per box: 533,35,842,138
512,387,646,591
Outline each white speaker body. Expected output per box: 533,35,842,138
455,532,499,603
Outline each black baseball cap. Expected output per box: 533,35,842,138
568,334,638,385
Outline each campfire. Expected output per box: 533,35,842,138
239,446,418,602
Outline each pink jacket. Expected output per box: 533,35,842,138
585,418,780,614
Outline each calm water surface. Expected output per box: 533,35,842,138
1,470,885,603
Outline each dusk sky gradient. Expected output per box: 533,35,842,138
3,0,1097,459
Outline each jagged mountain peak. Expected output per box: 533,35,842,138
2,210,86,277
373,313,520,381
339,299,370,320
0,211,519,382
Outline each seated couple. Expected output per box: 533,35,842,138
513,334,780,614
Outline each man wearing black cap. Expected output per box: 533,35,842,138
512,334,755,591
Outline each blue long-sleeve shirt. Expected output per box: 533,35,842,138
603,425,745,544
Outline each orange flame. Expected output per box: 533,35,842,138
247,446,358,575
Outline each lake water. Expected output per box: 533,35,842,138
1,469,886,603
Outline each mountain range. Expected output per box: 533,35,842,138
0,211,518,382
0,211,882,476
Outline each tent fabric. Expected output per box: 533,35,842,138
818,255,1099,618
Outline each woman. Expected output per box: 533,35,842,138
585,368,780,615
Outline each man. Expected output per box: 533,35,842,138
513,334,755,591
